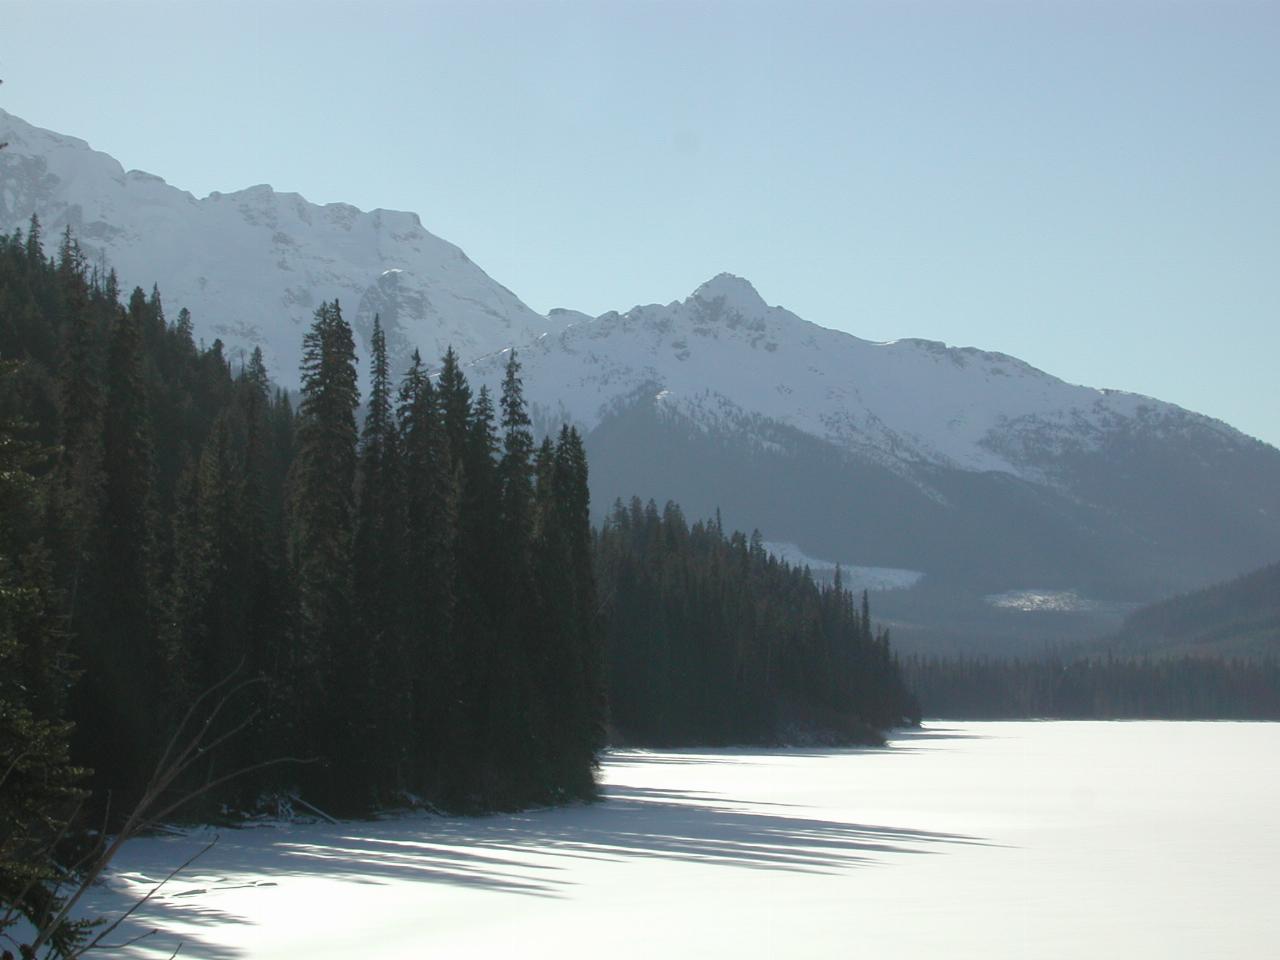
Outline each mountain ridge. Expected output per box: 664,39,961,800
0,107,557,385
5,107,1278,650
471,270,1260,488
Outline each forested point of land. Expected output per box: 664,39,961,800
599,497,919,745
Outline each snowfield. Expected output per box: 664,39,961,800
83,722,1279,959
761,541,924,591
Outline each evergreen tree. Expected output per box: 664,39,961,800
456,385,502,802
535,425,603,796
491,352,539,795
227,348,293,786
144,283,166,350
436,346,472,465
174,306,194,352
49,234,103,604
163,415,246,709
354,316,409,799
24,213,42,265
75,286,159,797
0,359,89,956
397,350,458,801
557,427,605,764
285,300,361,809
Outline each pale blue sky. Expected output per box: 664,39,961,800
4,0,1277,446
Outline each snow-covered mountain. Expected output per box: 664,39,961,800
0,108,555,383
473,272,1246,483
469,275,1280,649
5,108,1278,650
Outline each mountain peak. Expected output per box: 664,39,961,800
690,273,767,313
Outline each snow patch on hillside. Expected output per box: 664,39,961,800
762,541,924,591
984,589,1137,615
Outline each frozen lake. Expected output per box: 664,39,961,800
91,722,1279,959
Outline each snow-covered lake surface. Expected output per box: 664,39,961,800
90,722,1279,959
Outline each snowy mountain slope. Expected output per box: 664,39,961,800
0,108,556,383
472,272,1251,485
469,275,1280,646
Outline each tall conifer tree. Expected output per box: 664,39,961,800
77,286,158,795
456,385,502,800
397,350,459,800
492,352,539,794
437,346,472,465
285,300,361,808
354,315,410,797
554,426,604,777
0,359,87,955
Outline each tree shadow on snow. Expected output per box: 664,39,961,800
78,866,267,960
605,728,993,764
265,786,992,897
889,726,997,745
89,753,997,956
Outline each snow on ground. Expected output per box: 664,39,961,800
984,588,1137,615
761,541,924,591
83,722,1279,959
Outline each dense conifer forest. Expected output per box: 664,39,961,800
598,499,919,744
902,655,1280,720
1099,560,1280,658
0,220,604,821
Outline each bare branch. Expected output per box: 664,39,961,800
90,927,158,951
73,839,216,958
0,748,30,791
27,665,287,957
147,755,315,827
0,794,90,940
147,660,252,785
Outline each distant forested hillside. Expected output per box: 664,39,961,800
902,561,1280,719
902,654,1280,720
1099,561,1280,658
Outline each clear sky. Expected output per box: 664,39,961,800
3,0,1277,447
